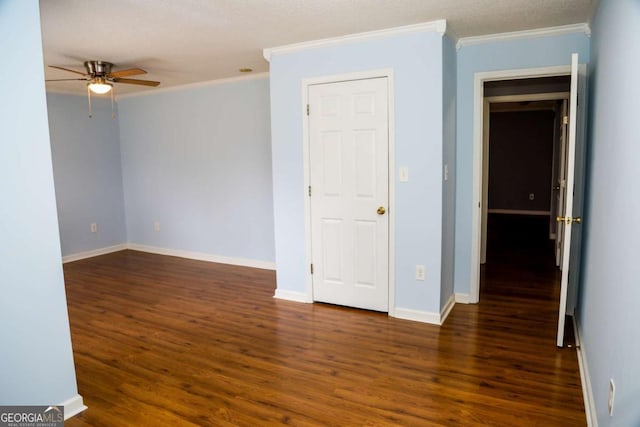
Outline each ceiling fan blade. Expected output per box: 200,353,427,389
48,65,86,76
110,68,147,78
45,78,87,82
113,77,160,87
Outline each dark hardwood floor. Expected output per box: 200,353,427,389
63,231,585,426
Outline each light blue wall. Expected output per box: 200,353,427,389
269,31,445,313
117,77,275,263
454,32,591,296
47,94,127,257
579,1,640,425
0,0,78,405
440,36,456,309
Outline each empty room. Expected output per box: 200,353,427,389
1,1,639,426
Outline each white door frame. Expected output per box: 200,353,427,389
301,69,396,316
480,92,570,265
470,65,571,303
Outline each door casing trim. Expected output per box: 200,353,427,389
302,69,396,315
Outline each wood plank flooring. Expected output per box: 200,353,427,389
63,241,585,425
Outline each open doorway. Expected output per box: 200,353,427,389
485,99,559,271
479,76,577,344
480,77,571,267
470,58,588,347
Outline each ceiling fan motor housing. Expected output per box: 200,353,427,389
84,60,113,77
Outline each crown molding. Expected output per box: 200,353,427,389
263,19,447,62
46,73,270,100
456,23,591,50
115,72,270,100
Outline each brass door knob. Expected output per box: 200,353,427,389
377,206,386,215
557,216,582,225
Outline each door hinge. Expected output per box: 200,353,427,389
563,115,569,125
306,104,310,116
310,263,314,274
308,185,312,197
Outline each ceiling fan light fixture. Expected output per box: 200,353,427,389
88,78,112,94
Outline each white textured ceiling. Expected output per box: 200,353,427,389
40,0,596,95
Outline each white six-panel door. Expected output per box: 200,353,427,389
556,53,580,347
308,78,389,312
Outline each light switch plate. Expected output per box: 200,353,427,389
399,166,409,182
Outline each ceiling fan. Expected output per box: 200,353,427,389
46,60,160,117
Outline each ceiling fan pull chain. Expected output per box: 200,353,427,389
87,85,93,118
111,88,115,119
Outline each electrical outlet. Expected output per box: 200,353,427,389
154,221,160,232
415,265,425,281
444,164,449,181
529,193,535,200
90,223,97,233
609,379,615,416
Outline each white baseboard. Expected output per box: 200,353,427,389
62,244,128,263
455,293,472,304
440,294,456,324
126,244,276,270
395,295,455,325
60,394,87,420
392,307,441,325
573,317,597,427
273,289,312,303
62,243,276,271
